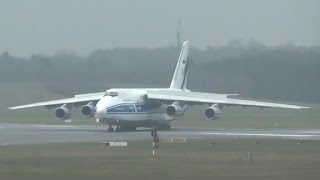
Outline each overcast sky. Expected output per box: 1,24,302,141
0,0,319,57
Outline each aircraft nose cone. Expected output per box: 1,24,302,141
94,96,113,120
94,105,106,120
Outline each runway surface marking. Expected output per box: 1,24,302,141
198,132,317,137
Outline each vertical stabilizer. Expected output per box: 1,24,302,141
170,41,190,89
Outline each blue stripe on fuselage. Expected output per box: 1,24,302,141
106,102,162,113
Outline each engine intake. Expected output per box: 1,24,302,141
81,103,95,118
204,104,222,120
165,102,183,117
55,105,71,120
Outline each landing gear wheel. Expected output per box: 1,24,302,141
107,126,114,132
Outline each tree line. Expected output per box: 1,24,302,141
1,42,319,103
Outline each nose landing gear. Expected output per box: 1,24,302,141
107,126,114,132
107,124,137,132
116,126,120,132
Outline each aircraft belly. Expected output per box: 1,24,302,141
107,112,167,121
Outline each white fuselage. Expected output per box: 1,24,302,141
94,88,187,127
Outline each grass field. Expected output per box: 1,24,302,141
172,104,320,129
0,139,320,180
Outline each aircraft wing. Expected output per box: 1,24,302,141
9,92,105,110
146,90,309,109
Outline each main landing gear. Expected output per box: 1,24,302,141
107,126,121,132
157,123,171,131
107,125,137,132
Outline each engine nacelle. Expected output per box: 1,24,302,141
204,104,222,120
165,102,184,117
55,105,71,120
81,103,95,118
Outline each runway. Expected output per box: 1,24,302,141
1,123,320,145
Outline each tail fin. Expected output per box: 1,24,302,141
170,41,190,90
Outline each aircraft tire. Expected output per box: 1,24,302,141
108,126,114,132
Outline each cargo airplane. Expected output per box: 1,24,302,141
9,41,309,132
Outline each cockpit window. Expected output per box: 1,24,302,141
104,91,118,97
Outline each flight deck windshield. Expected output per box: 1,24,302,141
104,92,118,97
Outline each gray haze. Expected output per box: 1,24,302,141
0,0,319,57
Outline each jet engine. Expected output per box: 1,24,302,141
55,105,71,120
81,102,95,118
204,104,222,120
165,102,184,117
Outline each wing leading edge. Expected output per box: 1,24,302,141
146,90,309,109
9,92,105,110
